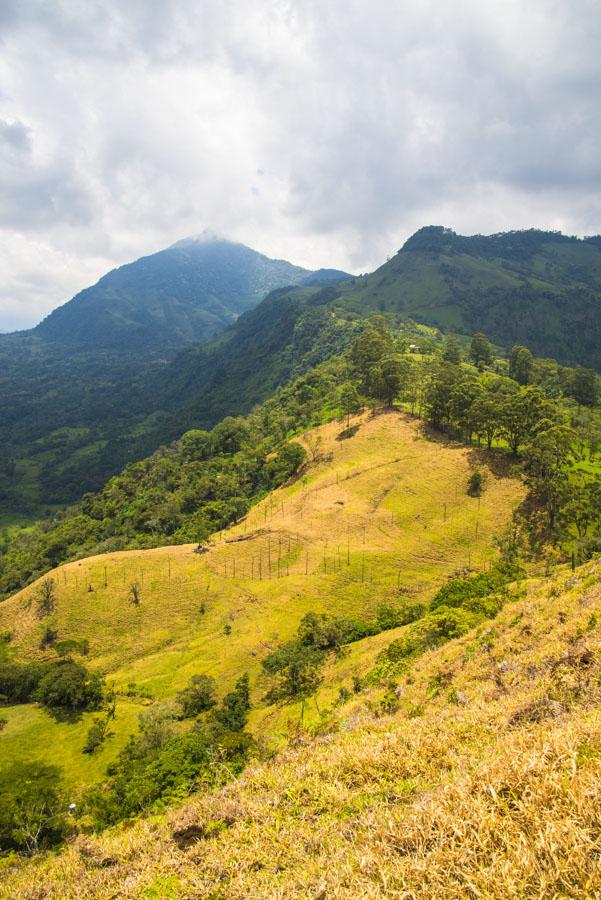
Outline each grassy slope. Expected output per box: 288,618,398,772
4,557,601,897
0,411,524,790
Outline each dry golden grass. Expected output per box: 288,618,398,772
0,411,525,786
4,558,601,899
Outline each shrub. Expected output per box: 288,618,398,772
0,661,55,704
83,713,112,753
467,468,487,497
213,674,250,732
85,718,254,828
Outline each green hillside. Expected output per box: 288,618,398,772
0,246,348,509
0,410,524,797
34,236,315,353
2,317,601,894
330,226,601,369
3,225,601,515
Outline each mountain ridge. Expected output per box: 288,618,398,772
32,237,318,353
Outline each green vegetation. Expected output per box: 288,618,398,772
0,762,67,854
0,659,103,712
85,675,253,829
3,304,601,871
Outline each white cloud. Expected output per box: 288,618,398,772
0,0,600,329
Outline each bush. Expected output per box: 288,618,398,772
431,567,513,614
213,674,250,732
467,468,487,497
83,714,111,753
0,661,55,704
85,718,254,828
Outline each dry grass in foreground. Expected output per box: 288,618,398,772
3,558,601,898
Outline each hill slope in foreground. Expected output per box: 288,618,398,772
5,532,601,895
0,411,523,789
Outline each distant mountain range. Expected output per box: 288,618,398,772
3,225,601,512
30,236,350,353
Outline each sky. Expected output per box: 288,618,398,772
1,0,600,332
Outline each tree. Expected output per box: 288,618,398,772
472,394,501,449
423,361,462,429
304,433,324,463
469,333,492,367
569,367,599,407
83,710,114,753
36,578,56,618
367,355,407,406
523,424,575,529
265,441,306,484
467,468,487,497
129,582,141,605
339,383,362,427
509,345,534,385
350,322,394,386
34,660,104,711
557,479,596,539
449,376,482,442
177,674,217,718
443,335,461,364
211,417,249,454
499,387,553,455
0,762,66,853
180,429,214,461
214,673,251,732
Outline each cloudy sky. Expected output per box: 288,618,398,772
0,0,600,331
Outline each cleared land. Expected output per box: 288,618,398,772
0,411,525,788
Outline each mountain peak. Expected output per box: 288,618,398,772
169,229,234,250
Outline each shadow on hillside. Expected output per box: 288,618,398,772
466,447,520,480
43,706,84,725
415,420,466,450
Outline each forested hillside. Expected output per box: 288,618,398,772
0,247,349,510
34,236,315,353
328,226,601,369
3,226,601,517
3,319,601,598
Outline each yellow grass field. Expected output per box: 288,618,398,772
0,411,525,790
3,555,601,898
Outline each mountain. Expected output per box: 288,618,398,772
5,224,601,515
2,310,601,893
33,235,317,353
0,241,351,509
329,226,601,369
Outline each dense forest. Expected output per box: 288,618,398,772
2,319,600,598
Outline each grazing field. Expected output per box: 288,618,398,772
0,410,525,789
4,555,601,899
